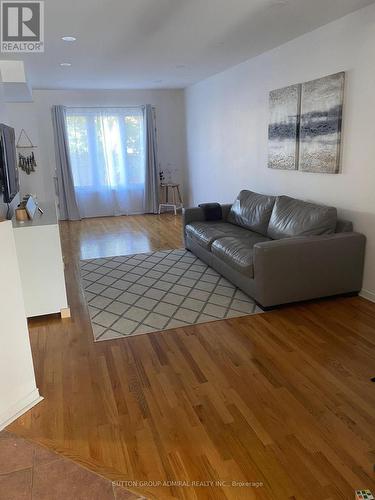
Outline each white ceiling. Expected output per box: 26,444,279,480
3,0,374,90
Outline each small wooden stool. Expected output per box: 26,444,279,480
158,183,183,215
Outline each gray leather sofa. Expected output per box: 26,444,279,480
183,190,366,308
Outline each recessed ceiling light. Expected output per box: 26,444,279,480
62,36,76,42
60,62,71,67
268,0,288,6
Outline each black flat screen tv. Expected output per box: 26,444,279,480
0,123,19,203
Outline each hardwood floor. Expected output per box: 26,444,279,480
7,213,375,500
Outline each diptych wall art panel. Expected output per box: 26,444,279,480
268,72,345,174
268,84,300,170
299,72,345,173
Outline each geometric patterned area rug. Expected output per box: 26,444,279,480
80,249,263,342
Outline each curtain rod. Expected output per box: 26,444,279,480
63,105,155,109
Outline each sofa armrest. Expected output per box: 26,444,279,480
182,207,205,226
253,232,366,307
182,204,232,226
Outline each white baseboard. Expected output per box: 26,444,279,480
0,389,43,431
359,289,375,303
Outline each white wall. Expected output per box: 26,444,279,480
0,87,41,429
6,88,186,204
0,87,20,220
0,85,11,218
184,4,375,300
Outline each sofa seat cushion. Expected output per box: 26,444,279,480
211,232,271,277
185,221,251,250
227,190,276,236
267,196,337,239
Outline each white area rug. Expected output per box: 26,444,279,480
80,249,262,341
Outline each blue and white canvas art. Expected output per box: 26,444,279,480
268,84,300,170
299,72,345,174
268,72,345,174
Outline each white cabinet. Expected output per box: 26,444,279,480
12,202,70,318
0,220,42,430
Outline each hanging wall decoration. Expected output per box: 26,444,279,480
16,129,37,175
268,72,345,174
268,84,301,170
299,72,345,174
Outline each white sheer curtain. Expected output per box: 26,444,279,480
65,106,146,218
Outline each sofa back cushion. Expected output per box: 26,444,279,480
227,190,276,236
267,196,337,239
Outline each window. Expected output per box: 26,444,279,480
65,107,146,217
